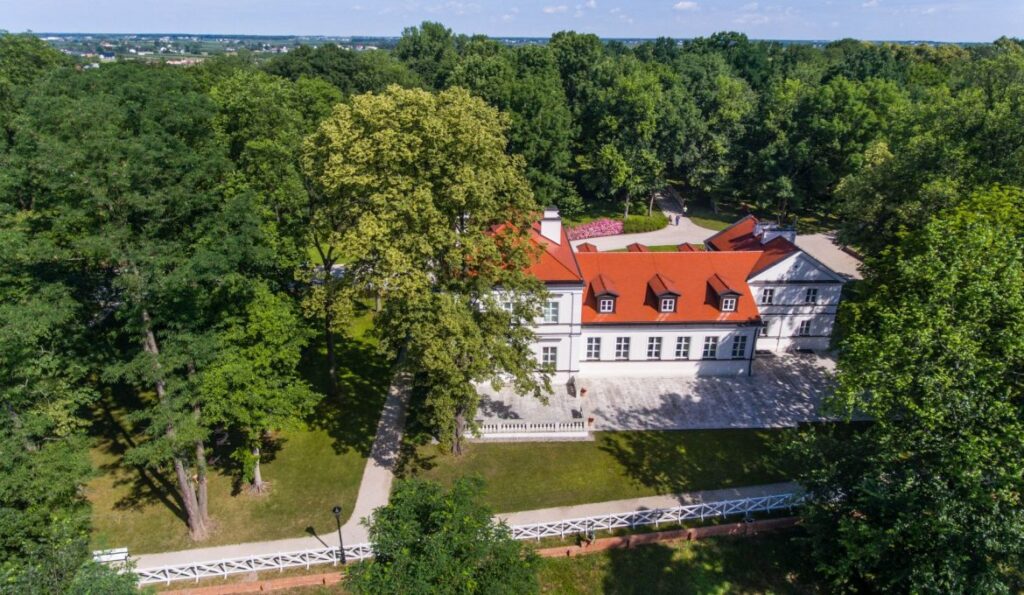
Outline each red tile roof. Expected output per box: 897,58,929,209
576,252,762,325
526,223,584,283
626,243,649,253
589,273,618,297
676,243,701,252
706,273,740,297
704,215,799,276
576,242,598,253
647,273,680,297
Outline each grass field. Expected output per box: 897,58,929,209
404,429,788,513
537,530,816,594
87,308,389,554
608,244,703,252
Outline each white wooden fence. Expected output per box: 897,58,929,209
128,491,802,586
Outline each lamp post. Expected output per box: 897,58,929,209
332,505,346,564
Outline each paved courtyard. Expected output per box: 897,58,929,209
476,353,837,431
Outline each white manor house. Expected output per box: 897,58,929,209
522,208,848,378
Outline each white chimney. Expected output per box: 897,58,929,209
540,206,561,245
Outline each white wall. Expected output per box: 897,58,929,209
576,325,757,377
530,283,584,374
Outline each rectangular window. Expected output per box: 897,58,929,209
646,337,663,359
599,298,615,313
804,288,818,304
702,336,718,359
659,297,676,313
541,346,558,367
760,323,769,337
760,288,774,305
731,335,748,359
674,337,690,359
721,296,737,312
615,337,631,360
586,337,601,361
543,299,559,323
798,320,812,336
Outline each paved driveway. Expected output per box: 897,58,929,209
476,353,837,431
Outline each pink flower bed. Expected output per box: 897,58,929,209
566,218,623,240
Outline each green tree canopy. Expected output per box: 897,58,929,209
351,478,539,595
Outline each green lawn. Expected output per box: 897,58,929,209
537,530,817,594
405,430,787,513
88,308,389,554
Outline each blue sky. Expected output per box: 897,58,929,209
2,0,1021,41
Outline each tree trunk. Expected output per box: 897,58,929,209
452,409,466,456
325,310,338,398
623,196,631,220
648,192,656,217
174,457,208,540
142,309,208,540
250,445,267,494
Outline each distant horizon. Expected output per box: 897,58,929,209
15,30,1004,45
2,0,1020,44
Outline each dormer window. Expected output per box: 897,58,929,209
721,297,737,312
599,298,615,313
706,273,740,314
590,274,619,315
660,297,676,313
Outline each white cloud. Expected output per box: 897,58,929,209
673,1,699,10
862,0,879,7
543,4,569,13
585,0,597,7
740,1,758,10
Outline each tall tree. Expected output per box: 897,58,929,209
789,186,1024,592
200,284,318,493
303,85,547,453
395,22,458,90
351,478,539,594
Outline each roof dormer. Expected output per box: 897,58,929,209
707,273,741,312
647,273,680,313
590,274,618,313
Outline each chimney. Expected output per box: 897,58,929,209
540,206,561,245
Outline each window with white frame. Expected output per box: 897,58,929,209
586,337,601,361
721,296,737,312
541,346,558,367
675,336,690,359
702,336,718,359
797,320,812,336
731,335,748,359
499,297,514,312
646,337,662,359
615,337,631,360
599,298,615,313
760,322,769,337
759,288,774,305
543,299,559,323
659,297,676,313
804,288,818,304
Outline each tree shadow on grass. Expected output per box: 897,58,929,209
88,387,187,523
596,427,787,498
600,530,818,594
301,323,393,459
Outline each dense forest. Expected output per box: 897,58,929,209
2,25,1023,593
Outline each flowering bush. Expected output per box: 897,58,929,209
567,218,624,240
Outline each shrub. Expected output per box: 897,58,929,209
623,214,668,234
566,218,624,240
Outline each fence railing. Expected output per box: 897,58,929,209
131,492,802,585
476,419,587,435
509,492,802,540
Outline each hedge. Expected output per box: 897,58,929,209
622,214,669,234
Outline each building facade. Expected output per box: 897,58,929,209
523,208,846,379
